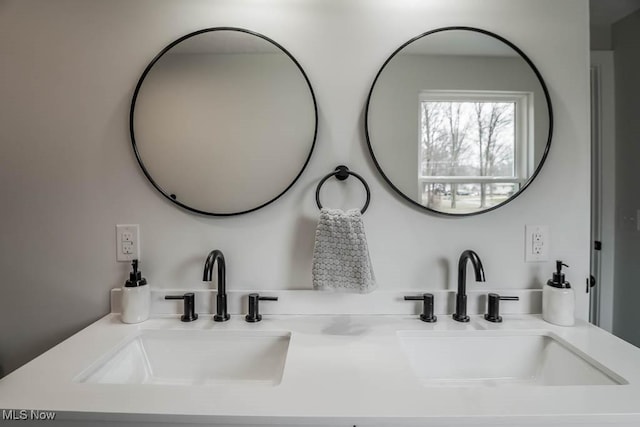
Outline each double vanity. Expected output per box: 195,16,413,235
0,18,631,427
1,308,640,426
2,250,639,425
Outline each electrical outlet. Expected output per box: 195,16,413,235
122,241,134,254
116,224,140,261
525,225,549,262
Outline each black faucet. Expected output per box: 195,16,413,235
245,293,278,323
453,250,486,322
165,292,198,322
404,293,437,323
484,293,519,323
203,249,230,322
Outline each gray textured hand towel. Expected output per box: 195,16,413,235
312,208,376,293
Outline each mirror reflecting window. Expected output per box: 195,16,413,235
366,27,552,216
131,28,318,216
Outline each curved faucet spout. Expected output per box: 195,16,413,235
203,249,229,322
204,250,226,291
453,249,485,323
458,250,485,294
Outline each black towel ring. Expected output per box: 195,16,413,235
315,165,371,214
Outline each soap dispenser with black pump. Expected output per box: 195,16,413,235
121,259,150,324
542,260,574,326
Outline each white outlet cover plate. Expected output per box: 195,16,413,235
116,224,140,262
525,225,549,262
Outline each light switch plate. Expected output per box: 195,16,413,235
116,224,140,262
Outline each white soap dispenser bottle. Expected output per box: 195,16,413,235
542,260,575,326
121,259,150,324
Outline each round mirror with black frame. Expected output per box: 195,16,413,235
130,27,318,216
365,27,553,216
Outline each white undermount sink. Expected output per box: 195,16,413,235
76,330,290,386
398,330,626,387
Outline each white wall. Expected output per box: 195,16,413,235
612,9,640,347
0,0,591,375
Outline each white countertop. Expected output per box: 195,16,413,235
1,313,640,426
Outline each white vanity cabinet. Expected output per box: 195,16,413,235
1,315,640,426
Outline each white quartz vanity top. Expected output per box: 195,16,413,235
1,314,640,426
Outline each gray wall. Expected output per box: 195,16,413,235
612,9,640,346
591,24,613,50
0,0,590,376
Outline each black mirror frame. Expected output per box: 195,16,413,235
130,27,319,217
364,26,554,217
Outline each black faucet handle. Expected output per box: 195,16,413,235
484,293,519,323
245,293,278,323
404,293,437,323
165,292,198,322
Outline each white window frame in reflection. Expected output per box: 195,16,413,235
417,90,534,212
